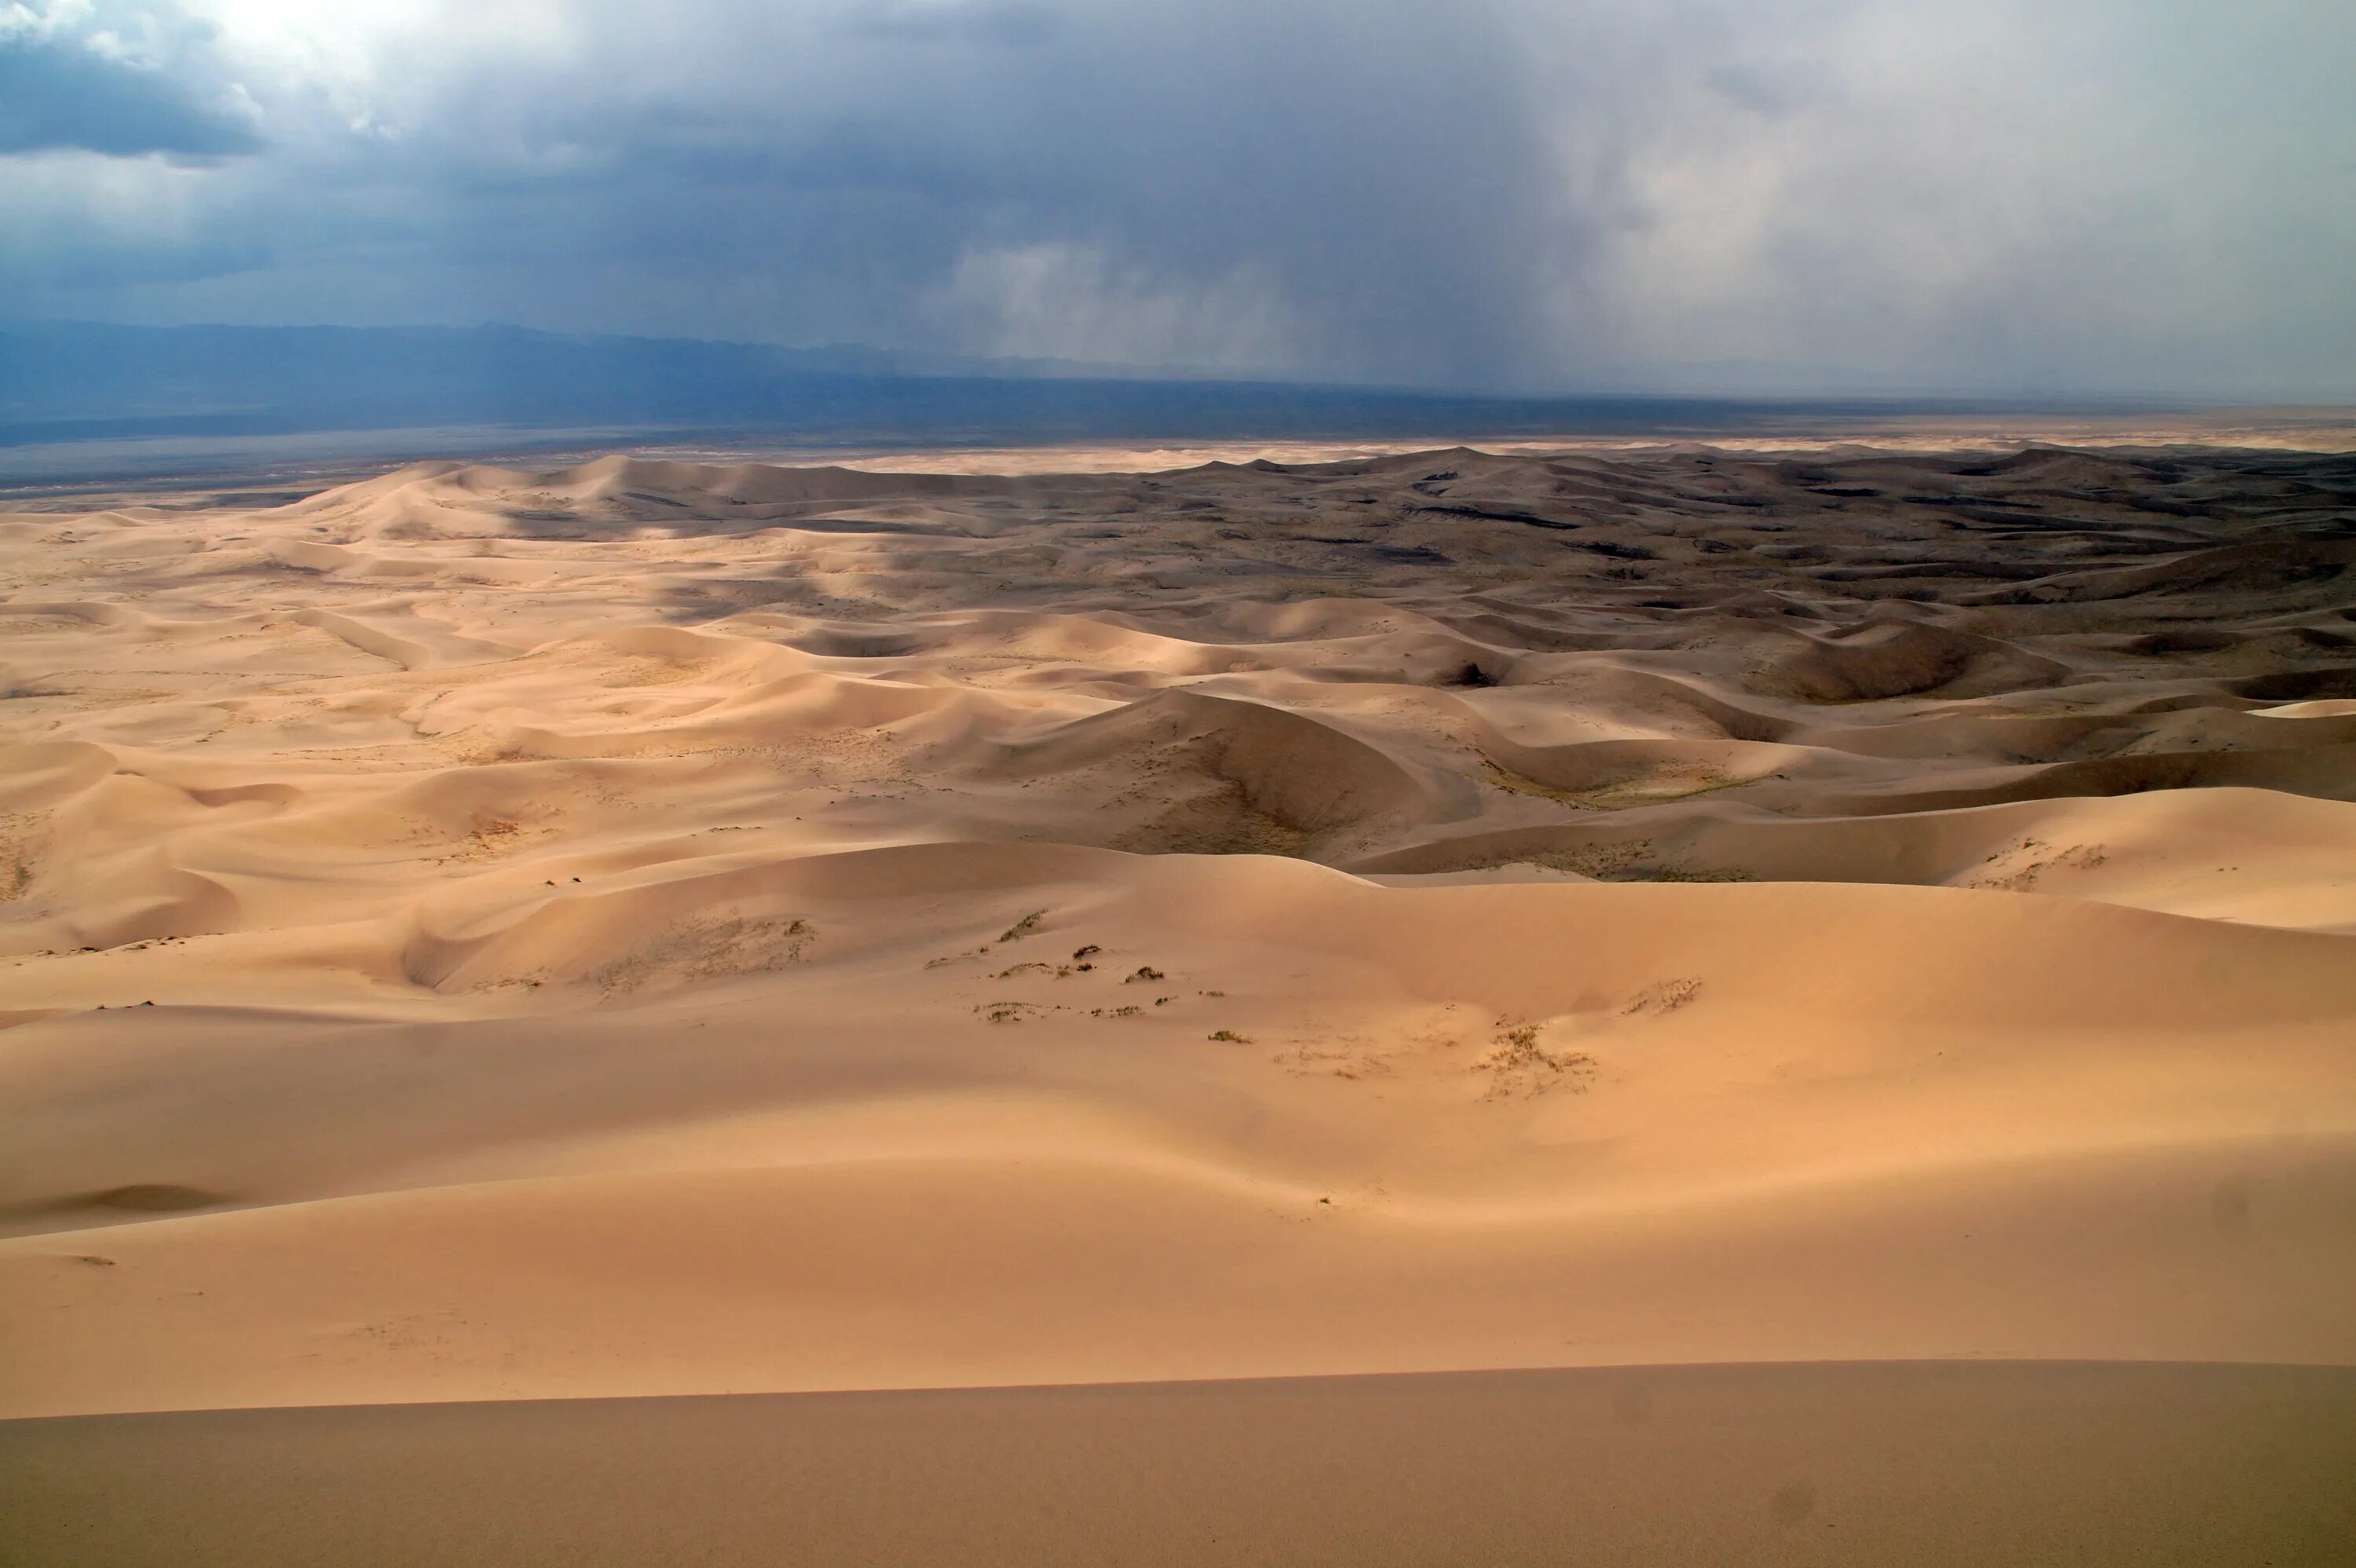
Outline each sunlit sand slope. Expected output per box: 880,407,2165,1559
2,441,2353,1417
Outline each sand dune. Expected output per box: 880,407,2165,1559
3,439,2355,1424
7,1364,2354,1568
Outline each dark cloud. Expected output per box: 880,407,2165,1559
1,0,2350,397
392,0,1579,382
0,9,260,159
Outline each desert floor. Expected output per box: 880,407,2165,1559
3,437,2354,1557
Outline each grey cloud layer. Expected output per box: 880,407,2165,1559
0,2,260,156
3,0,2351,395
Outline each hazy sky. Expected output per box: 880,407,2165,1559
4,0,2352,394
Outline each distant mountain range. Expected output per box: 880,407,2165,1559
0,320,2148,456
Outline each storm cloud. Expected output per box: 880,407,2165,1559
0,2,260,156
2,0,2351,396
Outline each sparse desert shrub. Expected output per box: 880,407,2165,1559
1475,1023,1595,1097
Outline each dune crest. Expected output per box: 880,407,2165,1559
3,440,2354,1418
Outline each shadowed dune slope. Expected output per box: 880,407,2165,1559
5,1365,2353,1568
